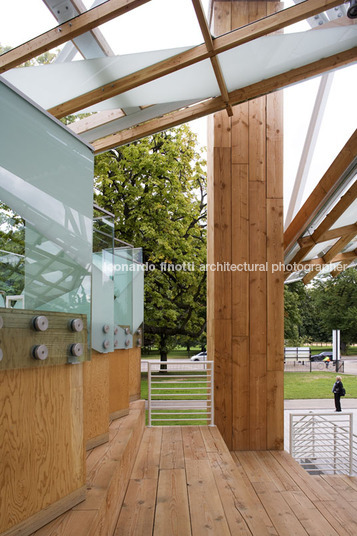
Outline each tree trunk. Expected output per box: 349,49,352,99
340,341,347,354
159,335,168,373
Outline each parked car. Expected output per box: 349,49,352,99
190,351,207,361
310,351,333,362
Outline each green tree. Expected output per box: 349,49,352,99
284,283,303,345
308,268,357,351
94,126,207,361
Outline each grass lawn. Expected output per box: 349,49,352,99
284,372,357,399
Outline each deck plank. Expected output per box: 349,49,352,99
185,459,231,535
131,426,163,480
182,426,208,461
153,469,191,536
114,478,157,536
209,451,277,535
281,490,339,536
160,427,185,470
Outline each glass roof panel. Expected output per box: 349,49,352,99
302,239,339,261
0,0,57,50
94,0,206,55
330,198,357,230
297,64,357,208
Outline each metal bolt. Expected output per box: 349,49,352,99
137,338,142,347
103,340,110,349
114,326,119,335
124,327,130,335
33,316,49,332
125,339,130,347
70,318,83,332
103,324,110,334
136,328,141,336
114,339,119,347
32,345,48,361
69,343,83,357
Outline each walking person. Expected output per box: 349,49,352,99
332,375,344,412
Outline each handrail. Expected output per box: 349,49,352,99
145,360,214,427
290,412,356,476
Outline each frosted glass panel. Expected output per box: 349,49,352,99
4,26,357,113
91,250,114,353
132,248,144,333
113,247,144,349
0,80,93,319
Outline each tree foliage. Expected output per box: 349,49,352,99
94,126,207,358
307,268,357,350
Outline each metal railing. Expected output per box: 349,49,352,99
284,360,344,373
290,412,357,475
146,360,214,427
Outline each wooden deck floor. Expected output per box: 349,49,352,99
116,425,357,536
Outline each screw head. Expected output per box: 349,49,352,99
33,316,49,332
70,343,83,357
32,345,48,360
103,324,110,334
103,340,110,349
70,318,83,332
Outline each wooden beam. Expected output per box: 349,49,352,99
68,109,125,135
286,180,357,273
303,247,357,284
46,0,347,118
192,0,233,116
284,129,357,253
298,222,357,248
322,232,357,264
92,47,357,152
0,0,151,73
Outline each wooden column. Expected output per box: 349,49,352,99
208,0,284,451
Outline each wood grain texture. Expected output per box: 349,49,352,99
231,164,249,337
83,351,109,447
128,347,141,401
267,198,284,372
207,0,283,451
114,478,157,536
153,469,191,536
109,348,129,416
185,459,231,535
0,365,85,534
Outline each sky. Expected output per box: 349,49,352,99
1,0,356,222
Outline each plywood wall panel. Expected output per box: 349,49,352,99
232,103,249,164
232,336,250,451
249,353,267,450
129,347,141,401
0,365,84,534
248,98,266,183
213,147,232,320
213,319,232,450
267,198,284,373
267,370,284,450
109,349,129,418
231,164,249,337
267,91,284,199
208,0,284,451
83,352,109,447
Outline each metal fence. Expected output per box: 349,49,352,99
146,360,214,426
290,412,357,476
284,360,345,373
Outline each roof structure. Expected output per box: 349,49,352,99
0,0,356,284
